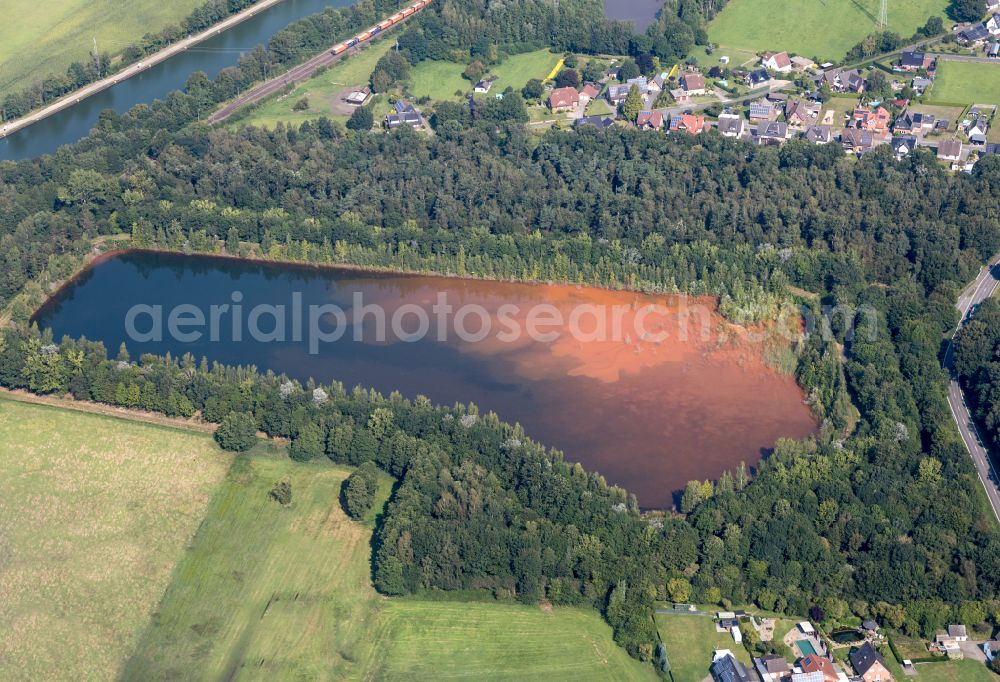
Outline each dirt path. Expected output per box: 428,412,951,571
0,388,216,434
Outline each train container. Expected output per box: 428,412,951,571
401,6,415,16
390,13,403,22
331,42,348,55
347,37,360,47
379,19,393,30
369,26,381,35
357,31,372,41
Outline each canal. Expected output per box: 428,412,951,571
0,0,351,161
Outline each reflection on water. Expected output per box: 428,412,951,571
33,251,817,507
603,0,662,31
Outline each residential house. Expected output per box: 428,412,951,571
938,138,963,162
947,624,969,642
791,672,825,682
984,142,1000,156
669,113,704,135
798,654,840,682
989,0,1000,12
762,51,792,72
785,99,821,128
966,116,990,145
756,120,789,145
893,110,935,134
711,652,754,682
987,14,1000,36
850,643,892,682
573,115,614,129
717,112,749,138
893,136,918,158
840,128,878,154
385,100,423,129
669,88,691,105
680,72,706,95
474,77,496,93
862,620,880,634
805,125,833,144
651,71,669,92
911,76,933,94
934,632,964,658
935,118,951,132
580,83,600,101
754,654,791,682
548,86,580,112
791,55,816,71
898,51,932,71
818,68,865,93
983,640,1000,663
959,24,990,45
746,69,771,87
606,84,631,107
853,105,891,132
635,110,664,130
749,98,778,122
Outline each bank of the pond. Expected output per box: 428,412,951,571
32,249,818,508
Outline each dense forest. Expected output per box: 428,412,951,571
955,298,1000,454
3,0,1000,668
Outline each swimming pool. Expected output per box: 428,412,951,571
797,640,818,656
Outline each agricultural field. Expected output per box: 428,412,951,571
0,398,231,681
928,61,1000,106
0,0,205,98
655,613,753,681
124,452,654,681
409,49,561,102
236,39,395,129
707,0,949,61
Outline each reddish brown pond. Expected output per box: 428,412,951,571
33,251,818,507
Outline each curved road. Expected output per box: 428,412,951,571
943,257,1000,522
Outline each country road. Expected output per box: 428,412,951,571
930,53,1000,64
0,0,287,140
207,12,415,124
943,257,1000,522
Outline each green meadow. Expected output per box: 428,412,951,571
0,0,205,98
929,61,1000,106
708,0,949,61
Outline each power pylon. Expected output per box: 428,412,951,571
877,0,888,30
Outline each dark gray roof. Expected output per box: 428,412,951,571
851,642,888,675
961,24,990,42
806,125,832,143
574,115,614,129
712,654,754,682
900,51,925,68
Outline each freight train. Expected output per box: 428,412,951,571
331,0,431,56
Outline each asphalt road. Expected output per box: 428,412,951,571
207,14,414,125
943,257,1000,522
0,0,287,140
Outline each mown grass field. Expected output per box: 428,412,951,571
655,613,753,681
0,0,205,98
707,0,949,61
124,452,655,681
928,61,1000,106
236,39,396,129
0,398,231,681
409,49,561,102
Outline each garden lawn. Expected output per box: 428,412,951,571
656,613,752,681
0,0,205,98
928,61,1000,106
707,0,949,61
409,49,560,102
124,452,655,681
0,398,231,681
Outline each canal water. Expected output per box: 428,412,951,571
0,0,350,161
33,251,817,507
